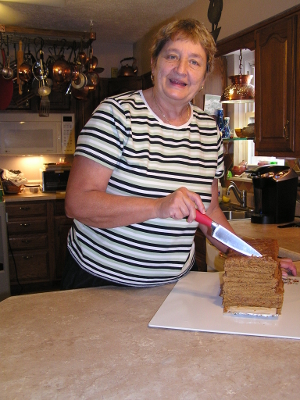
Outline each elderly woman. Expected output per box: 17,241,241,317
62,18,234,289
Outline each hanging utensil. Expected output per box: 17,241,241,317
33,49,49,81
39,95,50,117
52,57,72,83
1,47,14,80
19,40,35,83
71,72,87,89
17,40,24,94
0,49,13,109
38,79,51,97
77,39,87,66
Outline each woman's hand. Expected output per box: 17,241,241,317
155,187,205,222
280,258,297,277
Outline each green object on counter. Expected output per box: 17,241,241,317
227,170,233,179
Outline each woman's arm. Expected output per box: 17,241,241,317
65,155,206,228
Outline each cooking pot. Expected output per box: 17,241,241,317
71,72,87,89
52,57,72,83
118,57,138,77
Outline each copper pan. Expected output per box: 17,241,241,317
71,86,89,100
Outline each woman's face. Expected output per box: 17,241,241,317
152,38,207,105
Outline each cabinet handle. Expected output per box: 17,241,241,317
19,223,31,227
284,120,289,140
19,206,30,211
21,239,32,243
22,255,34,260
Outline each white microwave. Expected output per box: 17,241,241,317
0,113,75,155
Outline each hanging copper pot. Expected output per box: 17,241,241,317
71,72,88,89
52,57,72,83
19,59,33,82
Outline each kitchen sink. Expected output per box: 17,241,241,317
222,210,252,220
219,202,254,220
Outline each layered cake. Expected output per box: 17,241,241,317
221,238,284,315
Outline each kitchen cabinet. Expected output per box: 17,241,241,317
216,5,300,157
53,200,73,280
6,201,53,294
194,229,207,272
255,13,299,156
6,199,71,294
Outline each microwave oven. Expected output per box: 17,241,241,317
0,113,75,155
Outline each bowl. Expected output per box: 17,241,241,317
232,165,246,175
235,128,243,137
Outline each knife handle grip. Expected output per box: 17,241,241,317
195,210,213,228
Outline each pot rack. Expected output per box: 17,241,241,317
0,24,95,53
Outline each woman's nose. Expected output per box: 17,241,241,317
174,58,188,74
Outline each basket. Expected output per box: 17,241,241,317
1,180,22,194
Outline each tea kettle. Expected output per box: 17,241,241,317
118,57,138,77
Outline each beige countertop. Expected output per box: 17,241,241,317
1,284,300,399
3,191,66,202
230,218,300,255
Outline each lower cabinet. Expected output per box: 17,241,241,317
194,229,207,272
54,200,73,280
6,199,207,293
6,200,72,294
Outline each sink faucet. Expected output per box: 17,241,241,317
226,181,247,208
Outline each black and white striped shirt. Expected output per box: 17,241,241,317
67,90,224,286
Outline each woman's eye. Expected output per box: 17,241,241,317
190,59,200,67
167,54,178,61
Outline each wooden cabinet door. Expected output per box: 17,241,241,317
255,16,297,155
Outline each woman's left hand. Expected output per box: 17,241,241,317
280,258,297,277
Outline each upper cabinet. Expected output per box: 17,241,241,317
216,5,300,157
255,14,299,156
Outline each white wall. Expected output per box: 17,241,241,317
134,0,300,75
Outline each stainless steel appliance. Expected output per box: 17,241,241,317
251,165,298,224
42,169,70,192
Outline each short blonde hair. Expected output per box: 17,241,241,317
150,19,216,75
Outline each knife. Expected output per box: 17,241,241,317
195,210,262,257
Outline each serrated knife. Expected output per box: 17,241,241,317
195,210,262,257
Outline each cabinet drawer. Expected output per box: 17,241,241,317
6,202,47,218
9,234,48,251
7,219,48,235
9,251,49,283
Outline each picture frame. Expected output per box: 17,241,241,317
203,94,221,116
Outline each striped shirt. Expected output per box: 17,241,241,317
67,90,224,286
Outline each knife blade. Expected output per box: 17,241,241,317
195,210,262,257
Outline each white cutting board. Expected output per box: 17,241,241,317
149,271,300,339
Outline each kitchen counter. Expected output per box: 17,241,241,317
230,218,300,255
1,284,300,399
3,190,66,202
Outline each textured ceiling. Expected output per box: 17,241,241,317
0,0,197,44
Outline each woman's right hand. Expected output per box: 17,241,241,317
155,187,205,223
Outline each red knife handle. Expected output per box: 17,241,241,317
195,210,213,228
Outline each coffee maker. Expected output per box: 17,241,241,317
250,165,298,224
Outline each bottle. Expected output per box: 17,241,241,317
216,109,224,133
222,117,230,139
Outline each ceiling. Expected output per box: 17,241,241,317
0,0,197,44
